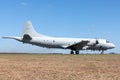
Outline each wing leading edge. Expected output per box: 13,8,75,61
67,40,89,50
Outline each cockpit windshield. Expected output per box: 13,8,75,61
106,40,110,43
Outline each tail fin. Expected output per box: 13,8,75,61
23,21,47,37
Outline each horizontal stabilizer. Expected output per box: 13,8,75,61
2,36,22,42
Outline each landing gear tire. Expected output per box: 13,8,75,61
75,51,79,54
101,51,104,54
70,51,74,54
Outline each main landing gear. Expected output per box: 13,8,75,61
70,51,79,54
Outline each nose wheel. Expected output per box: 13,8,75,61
101,50,104,54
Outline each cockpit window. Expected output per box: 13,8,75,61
106,40,110,43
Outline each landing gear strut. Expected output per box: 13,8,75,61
101,50,104,54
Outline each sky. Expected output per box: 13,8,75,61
0,0,120,53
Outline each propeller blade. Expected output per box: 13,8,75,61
95,37,99,44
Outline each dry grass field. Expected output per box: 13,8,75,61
0,54,119,80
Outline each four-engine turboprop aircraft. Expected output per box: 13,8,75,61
2,21,115,54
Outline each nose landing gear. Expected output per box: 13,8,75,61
101,50,104,54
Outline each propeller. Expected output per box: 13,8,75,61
95,39,99,44
93,38,99,46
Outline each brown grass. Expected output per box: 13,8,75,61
0,54,120,80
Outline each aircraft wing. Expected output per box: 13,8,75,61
67,40,89,50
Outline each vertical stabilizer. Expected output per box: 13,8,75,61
23,21,47,37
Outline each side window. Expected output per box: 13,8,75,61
53,40,55,43
106,40,109,43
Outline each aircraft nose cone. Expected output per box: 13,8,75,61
110,43,115,49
